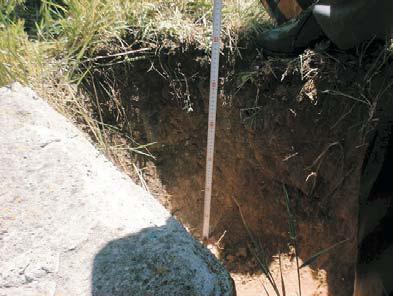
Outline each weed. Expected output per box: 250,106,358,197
0,0,270,157
299,238,350,269
233,185,348,295
232,196,281,296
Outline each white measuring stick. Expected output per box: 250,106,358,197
202,0,223,240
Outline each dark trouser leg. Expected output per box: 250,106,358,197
313,0,393,49
356,106,393,295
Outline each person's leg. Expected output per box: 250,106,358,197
260,0,316,25
313,0,393,49
257,0,393,55
356,112,393,296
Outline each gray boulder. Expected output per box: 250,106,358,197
0,83,234,296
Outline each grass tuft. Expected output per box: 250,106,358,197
0,0,270,91
0,20,45,85
0,0,270,176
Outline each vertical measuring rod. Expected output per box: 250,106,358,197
202,0,223,239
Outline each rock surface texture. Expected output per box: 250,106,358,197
0,83,233,296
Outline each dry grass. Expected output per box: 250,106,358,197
0,0,270,167
1,0,270,83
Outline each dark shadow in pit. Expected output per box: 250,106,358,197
357,119,393,294
91,217,232,296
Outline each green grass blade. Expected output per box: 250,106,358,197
300,239,350,269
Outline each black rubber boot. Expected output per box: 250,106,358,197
256,8,325,56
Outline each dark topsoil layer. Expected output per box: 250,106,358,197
83,41,393,295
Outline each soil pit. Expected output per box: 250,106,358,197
82,43,393,295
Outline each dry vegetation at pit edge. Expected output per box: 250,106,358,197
0,0,270,157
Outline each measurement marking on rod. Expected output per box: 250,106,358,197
202,0,223,240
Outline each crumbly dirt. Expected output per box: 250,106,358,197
80,42,393,295
232,257,329,296
206,243,329,295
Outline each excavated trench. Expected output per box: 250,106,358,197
83,43,393,295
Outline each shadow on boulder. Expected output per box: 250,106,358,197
91,217,234,296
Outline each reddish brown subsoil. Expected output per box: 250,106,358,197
84,43,393,295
